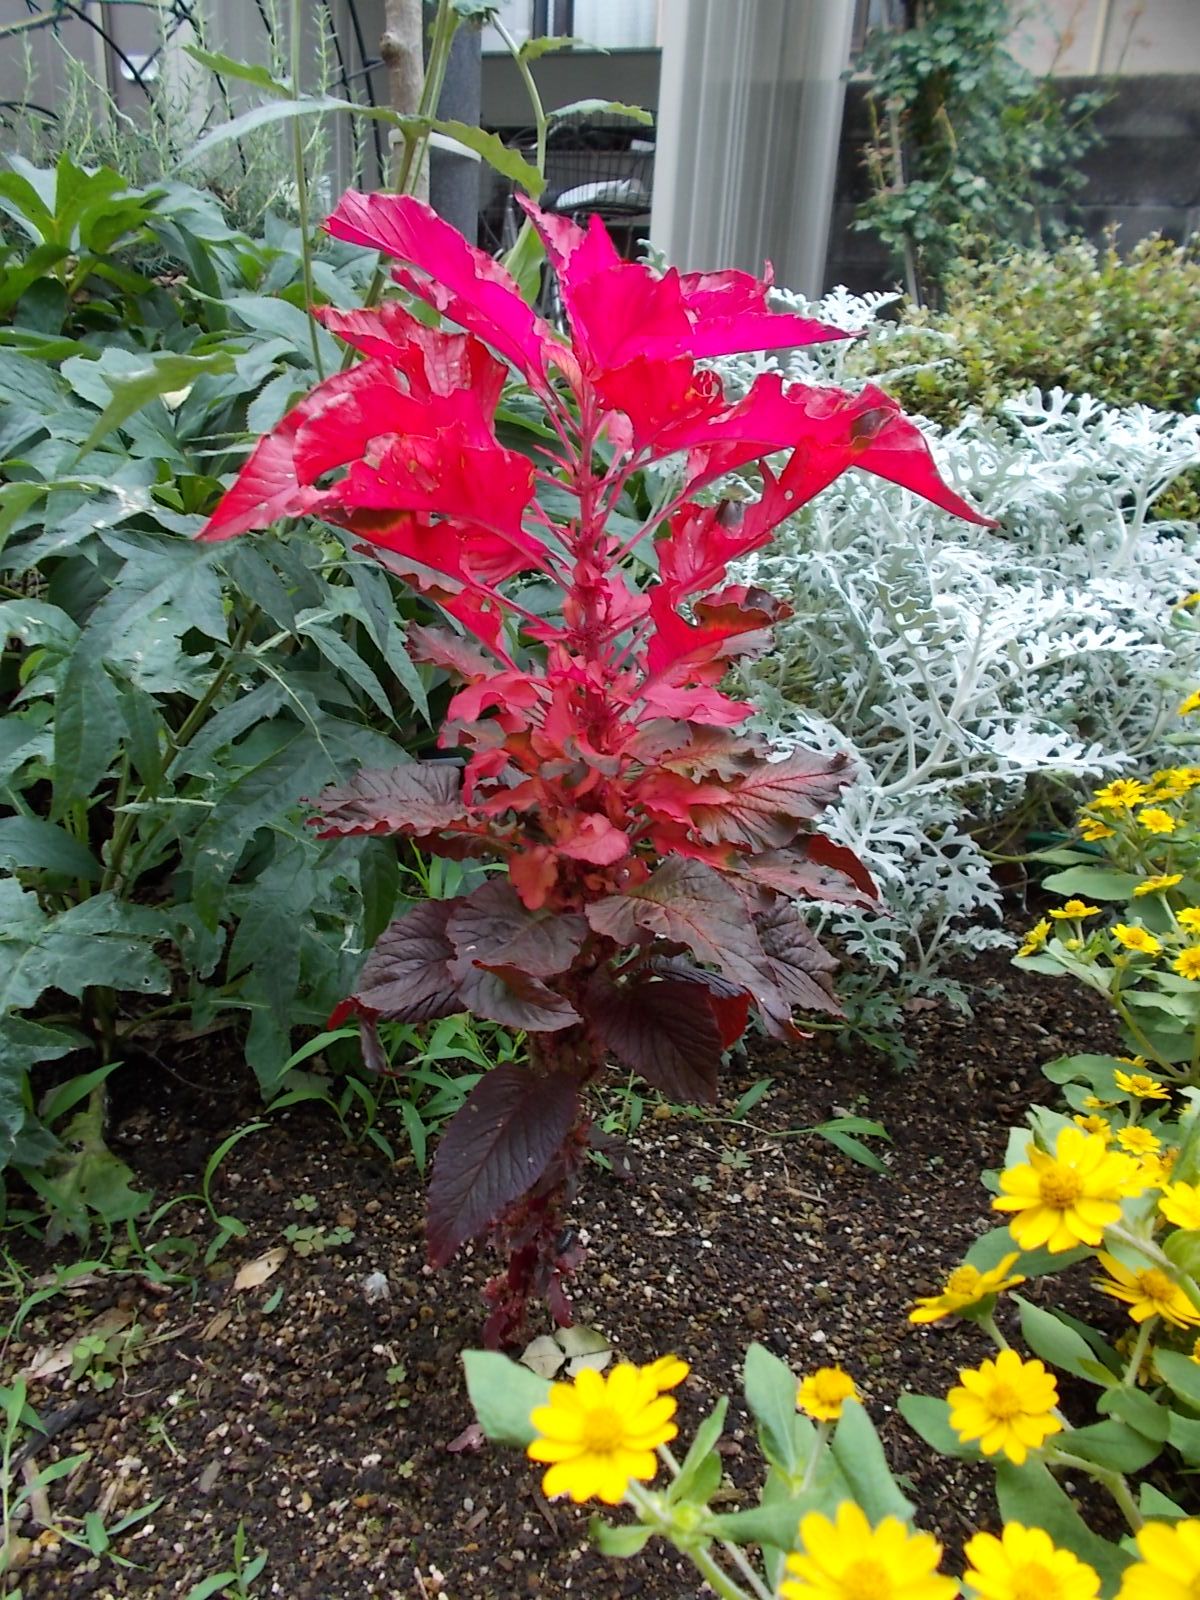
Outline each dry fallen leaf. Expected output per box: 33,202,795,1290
519,1334,565,1380
232,1246,287,1292
22,1307,132,1380
200,1309,233,1341
446,1422,485,1453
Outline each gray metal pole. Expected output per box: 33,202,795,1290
430,23,482,240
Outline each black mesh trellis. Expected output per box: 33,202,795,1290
1,0,389,183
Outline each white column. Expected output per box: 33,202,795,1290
651,0,856,297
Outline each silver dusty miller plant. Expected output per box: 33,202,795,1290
714,289,1200,1037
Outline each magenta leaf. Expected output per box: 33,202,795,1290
446,881,588,979
688,749,854,850
586,971,723,1103
351,899,463,1024
427,1063,580,1266
311,761,466,839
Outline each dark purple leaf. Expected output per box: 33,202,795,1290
449,957,582,1032
446,880,589,978
754,900,842,1017
729,838,875,905
586,857,766,995
353,899,463,1023
690,750,852,850
586,971,723,1103
427,1063,580,1266
312,760,466,839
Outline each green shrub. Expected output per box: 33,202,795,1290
852,233,1200,425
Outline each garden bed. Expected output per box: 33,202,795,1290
4,944,1163,1598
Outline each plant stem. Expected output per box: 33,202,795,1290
658,1446,775,1600
978,1311,1011,1351
1048,1446,1143,1533
625,1484,756,1600
1122,1315,1155,1388
290,0,325,381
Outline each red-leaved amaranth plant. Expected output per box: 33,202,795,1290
200,192,990,1345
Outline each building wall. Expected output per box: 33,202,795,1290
824,73,1200,295
1011,0,1200,77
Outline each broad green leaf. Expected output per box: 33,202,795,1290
706,1499,807,1549
744,1343,801,1477
1141,1482,1189,1519
964,1225,1088,1280
1040,1053,1125,1086
69,351,234,458
994,1460,1130,1587
896,1394,981,1460
428,120,545,197
52,654,123,815
830,1399,914,1522
1153,1349,1200,1409
1062,1418,1162,1473
1014,1296,1108,1384
520,35,586,63
1041,866,1143,900
548,98,653,126
667,1396,728,1505
462,1350,549,1447
183,95,399,165
0,815,100,879
588,1519,652,1558
184,45,294,98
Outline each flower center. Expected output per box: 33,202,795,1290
839,1560,892,1600
986,1382,1025,1419
1138,1269,1175,1302
1038,1167,1082,1208
1011,1565,1058,1600
580,1406,627,1453
947,1266,982,1296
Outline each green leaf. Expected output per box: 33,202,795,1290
1014,1296,1108,1384
520,35,586,63
744,1343,800,1476
1041,1053,1126,1086
429,120,545,197
51,654,123,814
830,1399,914,1522
994,1460,1130,1587
1163,1228,1200,1277
1141,1482,1189,1519
1062,1418,1162,1473
1041,866,1143,900
705,1499,808,1549
667,1396,728,1505
0,815,100,879
964,1226,1089,1280
183,96,398,166
71,350,234,458
1153,1349,1200,1409
462,1350,550,1447
184,45,294,98
896,1394,980,1460
588,1518,652,1557
548,99,653,126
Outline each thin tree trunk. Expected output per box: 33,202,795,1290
381,0,428,198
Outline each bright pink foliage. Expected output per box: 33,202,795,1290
200,192,990,1343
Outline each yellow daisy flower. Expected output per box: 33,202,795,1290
1192,1336,1200,1366
1114,1070,1170,1100
993,1127,1143,1252
1179,908,1200,934
1138,807,1178,834
1078,815,1116,842
1092,778,1147,810
1048,900,1101,921
947,1348,1062,1465
796,1365,859,1422
1017,919,1051,957
1138,1148,1178,1190
963,1522,1100,1600
526,1359,685,1504
778,1501,957,1600
1160,1182,1200,1231
1174,948,1200,980
1133,873,1183,897
1117,1518,1200,1599
908,1254,1026,1326
1073,1113,1111,1137
1082,1094,1117,1110
1117,1126,1162,1156
1112,924,1162,956
1179,690,1200,716
1094,1252,1200,1328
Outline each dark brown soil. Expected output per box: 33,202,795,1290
1,949,1178,1598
